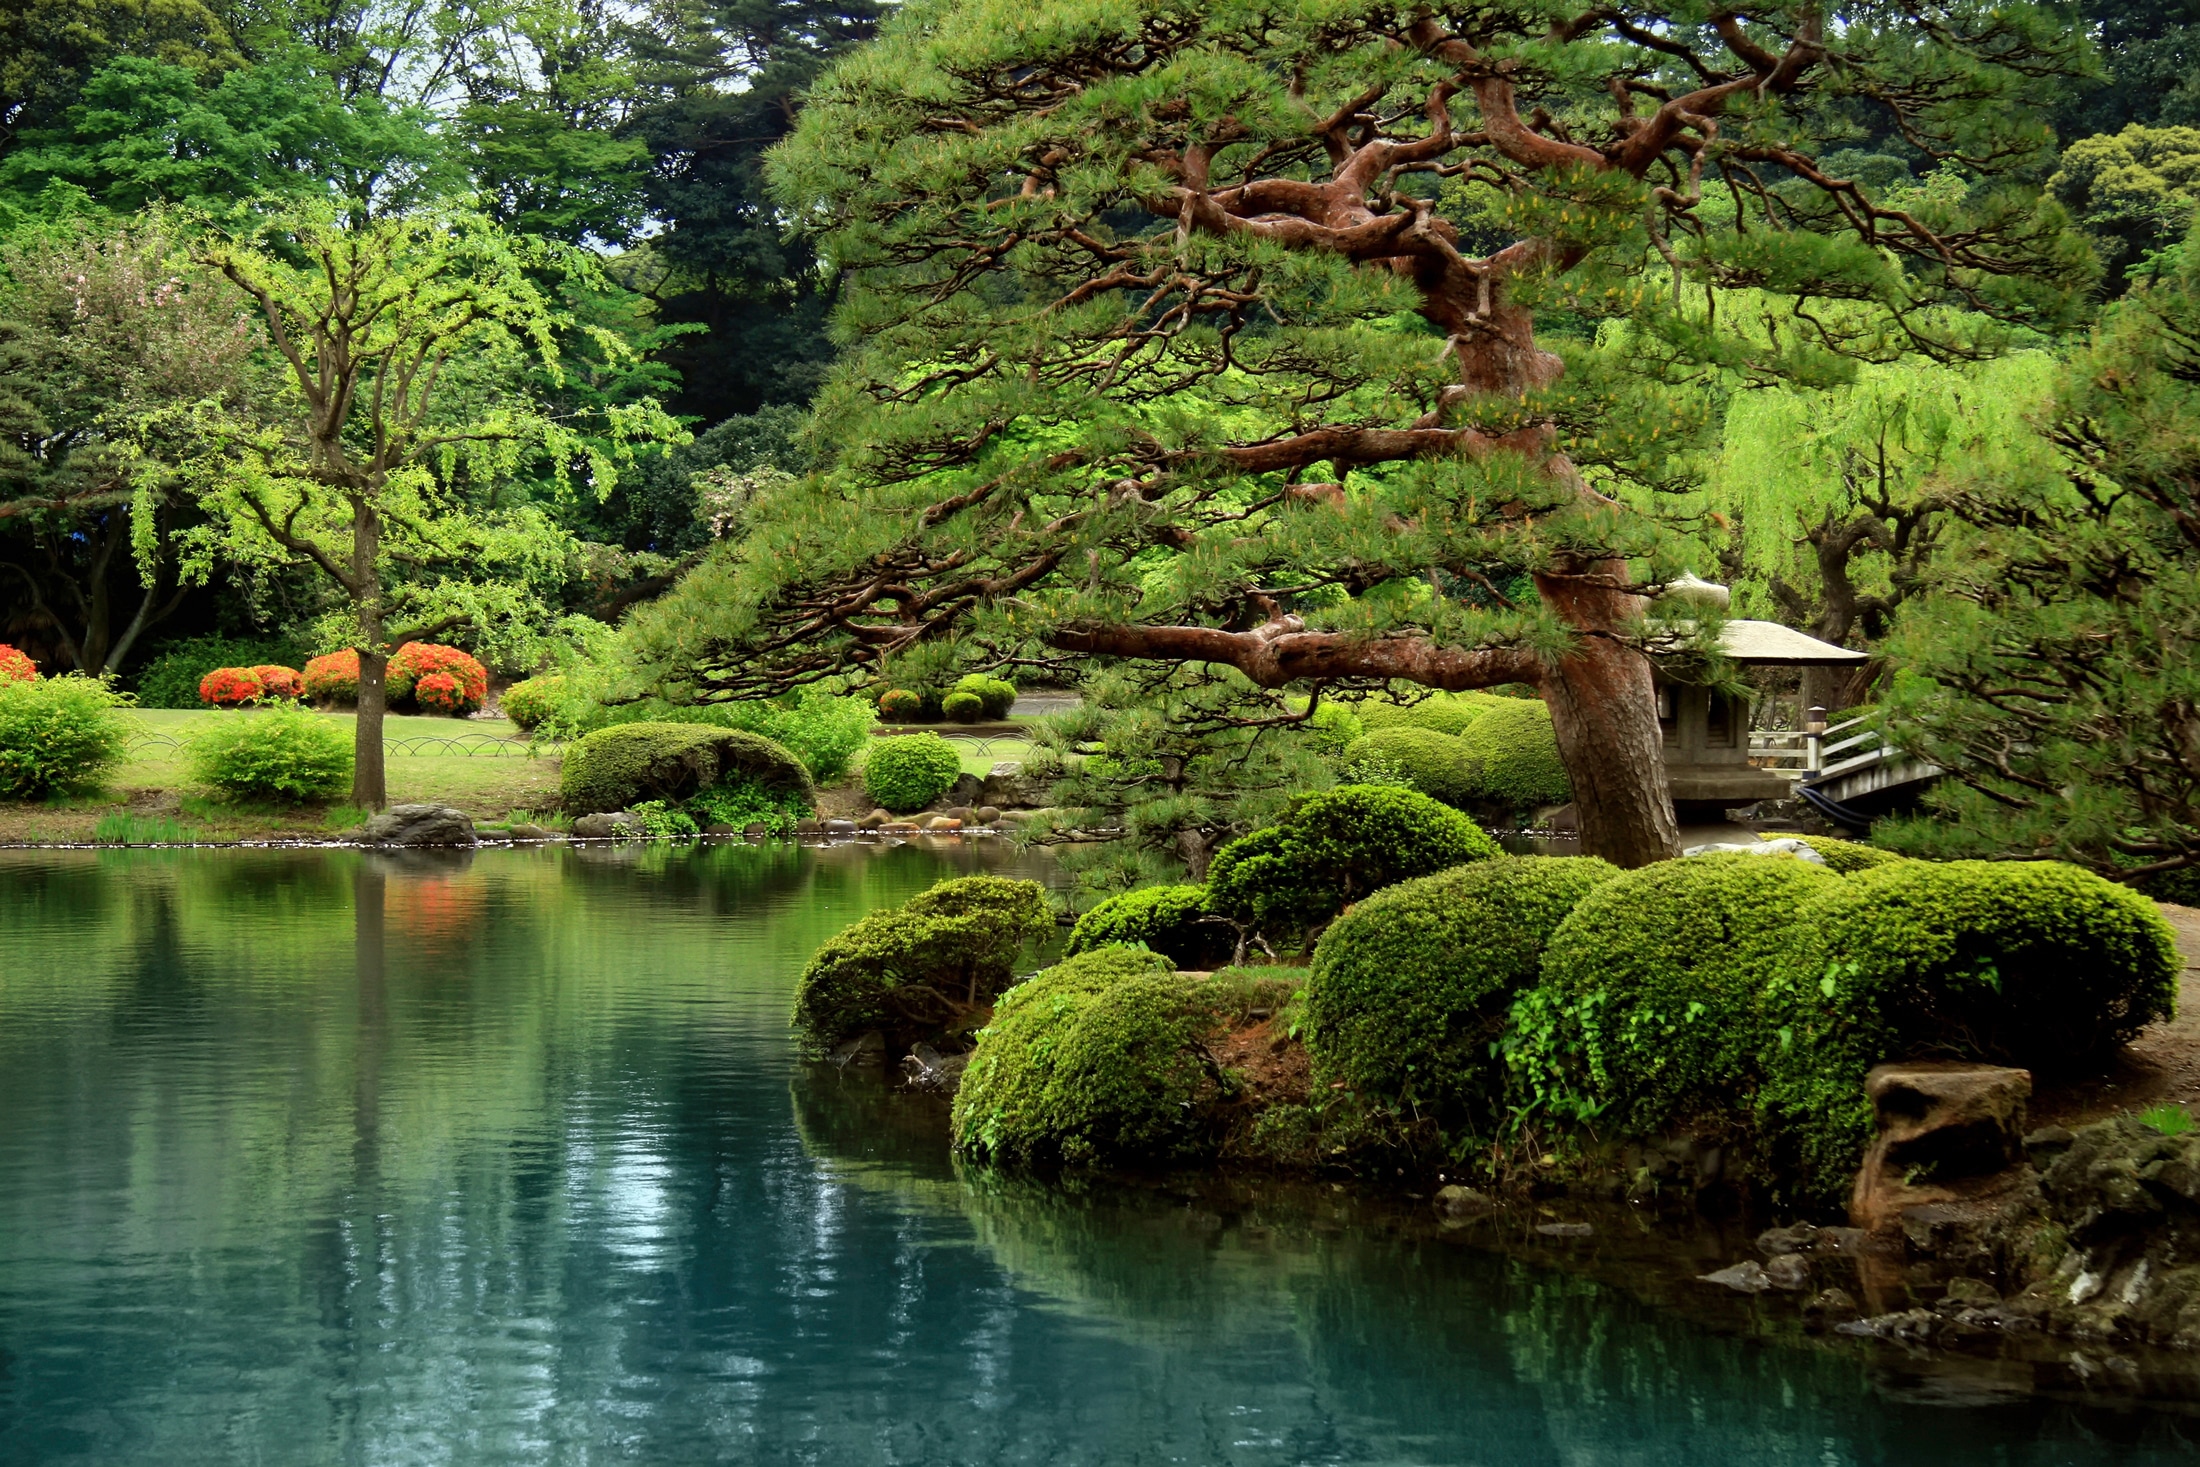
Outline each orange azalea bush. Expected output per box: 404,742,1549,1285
250,665,304,700
0,645,35,683
303,650,360,704
389,643,486,713
413,671,472,715
198,667,266,707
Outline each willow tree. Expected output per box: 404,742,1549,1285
639,0,2089,865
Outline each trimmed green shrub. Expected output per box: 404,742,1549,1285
1205,784,1500,938
134,635,306,708
1341,726,1475,806
952,946,1242,1166
942,689,986,723
560,721,812,815
1507,853,1840,1136
1354,692,1499,737
878,688,925,721
0,674,132,797
1455,697,1570,808
500,675,564,731
1066,884,1234,969
864,731,962,813
953,674,1017,719
1308,856,1621,1131
184,705,353,801
1760,859,2182,1203
792,875,1053,1053
1792,835,1906,874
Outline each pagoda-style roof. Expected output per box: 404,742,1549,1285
1717,620,1870,666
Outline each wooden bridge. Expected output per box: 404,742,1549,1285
1748,715,1945,831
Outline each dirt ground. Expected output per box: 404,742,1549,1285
2031,902,2200,1128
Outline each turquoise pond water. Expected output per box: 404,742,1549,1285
0,842,2195,1465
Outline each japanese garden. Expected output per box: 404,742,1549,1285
4,0,2200,1456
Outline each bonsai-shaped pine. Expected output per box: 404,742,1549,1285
626,0,2092,867
177,203,681,808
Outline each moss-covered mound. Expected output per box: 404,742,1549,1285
1205,784,1500,940
1453,697,1570,810
561,721,812,815
1066,885,1233,969
1509,853,1840,1137
791,875,1053,1054
1308,856,1621,1133
952,946,1243,1166
1760,859,2181,1202
1792,835,1906,873
1341,726,1475,807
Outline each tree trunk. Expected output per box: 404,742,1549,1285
354,645,388,810
1533,566,1681,867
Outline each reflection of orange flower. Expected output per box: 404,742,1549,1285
0,645,35,683
388,876,486,946
199,666,264,706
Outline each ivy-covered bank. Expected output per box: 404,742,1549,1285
793,786,2184,1233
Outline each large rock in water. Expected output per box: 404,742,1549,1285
349,804,477,847
1850,1061,2032,1236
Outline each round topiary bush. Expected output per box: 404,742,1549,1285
388,643,486,711
1792,835,1905,874
942,689,986,723
792,875,1054,1054
1308,856,1621,1132
249,665,303,700
133,636,306,708
499,674,564,731
302,650,360,705
1066,885,1235,969
1455,697,1570,809
0,645,36,683
952,946,1236,1166
954,674,1017,719
198,667,266,707
0,674,129,797
1353,692,1498,737
185,705,354,802
561,721,814,816
1341,726,1475,806
1760,859,2182,1203
877,688,925,721
864,732,962,813
1508,852,1840,1138
1205,784,1500,940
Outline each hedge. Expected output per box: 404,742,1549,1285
1759,859,2181,1203
1205,784,1499,939
951,946,1241,1166
791,875,1053,1053
864,731,962,813
942,690,986,723
1308,856,1621,1132
1507,852,1840,1138
1792,835,1906,874
1454,697,1570,809
134,635,304,708
1341,726,1475,807
1354,692,1499,737
953,674,1017,719
500,675,564,731
560,721,813,816
1065,884,1234,969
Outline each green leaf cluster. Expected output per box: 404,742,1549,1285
1064,885,1233,971
0,673,131,796
861,732,962,814
184,704,351,801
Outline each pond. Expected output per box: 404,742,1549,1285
0,843,2193,1465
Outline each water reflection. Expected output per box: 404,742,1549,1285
0,845,2193,1465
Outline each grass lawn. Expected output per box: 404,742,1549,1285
0,707,564,844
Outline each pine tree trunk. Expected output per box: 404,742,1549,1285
354,645,388,810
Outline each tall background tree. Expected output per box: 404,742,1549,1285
623,0,2093,865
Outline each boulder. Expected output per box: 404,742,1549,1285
923,815,963,833
900,1042,970,1095
1434,1184,1493,1217
1851,1061,2033,1237
973,805,1001,826
507,822,552,841
704,822,738,836
572,811,635,840
743,822,769,838
795,817,824,835
982,760,1033,806
824,818,858,836
945,773,985,806
857,812,888,831
943,805,973,823
349,804,478,847
1699,1261,1773,1294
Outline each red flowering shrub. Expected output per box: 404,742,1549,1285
413,671,472,715
389,643,486,713
199,667,266,706
250,665,303,700
878,688,924,721
0,645,35,683
303,650,360,705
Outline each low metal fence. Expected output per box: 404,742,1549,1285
127,730,539,758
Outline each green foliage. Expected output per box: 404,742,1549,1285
1876,223,2200,884
1064,885,1233,970
1508,854,1841,1138
548,685,878,785
0,673,130,796
1308,857,1621,1135
878,689,923,721
559,720,812,815
625,799,700,840
1454,699,1572,811
1760,860,2181,1202
686,778,812,836
183,704,352,802
2142,1104,2196,1138
952,673,1017,719
952,946,1243,1167
862,732,961,814
1354,693,1499,738
93,812,202,843
791,875,1053,1054
942,689,985,723
2049,125,2200,286
499,676,564,731
134,635,307,709
1205,785,1500,941
1341,727,1475,807
1792,836,1907,874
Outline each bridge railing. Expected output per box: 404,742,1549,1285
1748,714,1879,777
